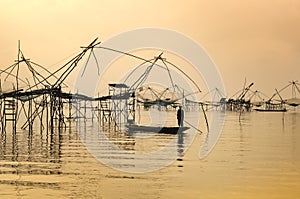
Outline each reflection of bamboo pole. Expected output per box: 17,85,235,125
68,97,71,120
84,100,87,121
46,95,49,136
0,98,3,132
14,98,18,133
91,101,94,124
40,94,45,135
50,95,54,135
28,98,32,132
58,91,63,128
97,93,100,124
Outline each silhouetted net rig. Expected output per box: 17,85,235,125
225,80,300,113
0,39,101,135
0,39,210,136
0,38,299,138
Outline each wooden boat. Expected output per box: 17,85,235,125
126,124,190,134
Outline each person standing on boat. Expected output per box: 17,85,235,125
177,106,184,127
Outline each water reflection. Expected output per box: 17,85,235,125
12,130,18,162
0,132,6,160
0,110,299,198
0,125,63,169
76,118,192,173
177,130,184,159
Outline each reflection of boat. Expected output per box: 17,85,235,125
126,125,189,134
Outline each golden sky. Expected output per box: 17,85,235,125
1,0,299,97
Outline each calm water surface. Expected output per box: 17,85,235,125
0,109,299,198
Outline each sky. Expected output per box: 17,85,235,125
0,0,300,98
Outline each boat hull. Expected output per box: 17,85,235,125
126,125,190,134
254,108,287,112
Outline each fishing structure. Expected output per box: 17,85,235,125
226,82,254,112
223,80,300,113
254,80,300,112
93,51,209,132
0,39,210,137
188,87,226,111
0,39,299,139
0,39,100,135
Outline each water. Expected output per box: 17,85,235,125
0,110,300,198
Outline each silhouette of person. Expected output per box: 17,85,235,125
177,106,184,127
